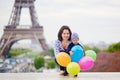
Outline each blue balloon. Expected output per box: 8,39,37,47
70,45,84,62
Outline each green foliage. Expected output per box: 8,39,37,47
113,42,120,51
83,45,100,53
46,60,56,69
34,56,45,70
92,46,101,53
83,45,91,51
107,42,120,53
40,48,54,57
48,48,54,57
26,51,40,58
10,48,31,56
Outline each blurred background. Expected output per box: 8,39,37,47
0,0,120,72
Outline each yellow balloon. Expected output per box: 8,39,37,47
67,62,80,76
56,52,71,67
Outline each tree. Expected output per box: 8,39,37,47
34,56,45,70
92,46,101,53
107,42,120,53
40,48,54,57
46,60,57,69
83,45,91,51
83,45,100,54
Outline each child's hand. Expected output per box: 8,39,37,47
69,51,73,55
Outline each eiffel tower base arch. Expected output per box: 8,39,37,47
0,28,48,58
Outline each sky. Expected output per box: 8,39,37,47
0,0,120,45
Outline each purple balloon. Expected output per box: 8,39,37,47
78,56,94,71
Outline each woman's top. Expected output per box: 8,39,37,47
54,39,71,57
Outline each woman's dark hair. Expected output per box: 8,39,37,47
58,25,72,41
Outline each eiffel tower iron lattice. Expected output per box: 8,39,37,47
0,0,48,57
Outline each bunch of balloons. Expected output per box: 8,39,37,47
56,45,97,76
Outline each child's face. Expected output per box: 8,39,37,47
72,38,79,44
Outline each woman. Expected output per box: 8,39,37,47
54,25,72,76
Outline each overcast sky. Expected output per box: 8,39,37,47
0,0,120,44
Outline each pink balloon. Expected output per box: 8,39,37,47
78,56,94,71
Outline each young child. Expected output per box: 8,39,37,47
67,32,85,77
67,32,84,55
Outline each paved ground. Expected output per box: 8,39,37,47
0,72,120,80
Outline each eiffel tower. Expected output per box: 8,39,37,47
0,0,48,58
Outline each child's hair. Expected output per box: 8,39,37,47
71,32,79,40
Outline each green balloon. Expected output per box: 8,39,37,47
67,62,80,76
85,50,97,61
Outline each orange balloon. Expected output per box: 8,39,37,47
56,52,71,67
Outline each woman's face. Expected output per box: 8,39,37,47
62,29,70,40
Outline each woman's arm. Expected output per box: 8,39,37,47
54,40,62,57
